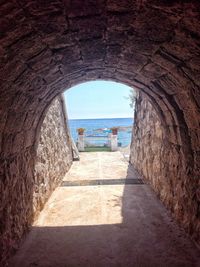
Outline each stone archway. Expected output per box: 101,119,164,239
0,0,200,263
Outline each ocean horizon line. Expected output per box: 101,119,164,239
69,117,133,121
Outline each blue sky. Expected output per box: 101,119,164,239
63,81,135,119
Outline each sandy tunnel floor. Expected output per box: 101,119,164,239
9,152,200,267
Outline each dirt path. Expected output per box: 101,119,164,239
9,152,200,267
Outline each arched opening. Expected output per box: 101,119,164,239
33,80,137,218
64,80,135,151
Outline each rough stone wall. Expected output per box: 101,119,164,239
33,95,73,217
0,95,73,265
130,93,164,187
130,92,200,248
0,148,35,265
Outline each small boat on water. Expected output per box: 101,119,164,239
94,126,132,133
94,128,111,133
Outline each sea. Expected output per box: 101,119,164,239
68,117,133,147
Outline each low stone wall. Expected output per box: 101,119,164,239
33,95,73,216
130,92,200,248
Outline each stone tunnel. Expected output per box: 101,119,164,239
0,0,200,265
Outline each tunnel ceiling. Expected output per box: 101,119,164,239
0,0,200,154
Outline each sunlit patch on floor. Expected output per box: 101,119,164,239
34,185,125,226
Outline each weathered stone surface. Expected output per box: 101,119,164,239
0,0,200,264
130,92,200,249
0,148,34,265
33,95,73,217
0,95,72,265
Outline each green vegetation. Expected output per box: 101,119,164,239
124,89,136,109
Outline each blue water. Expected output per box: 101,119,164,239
68,118,133,147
